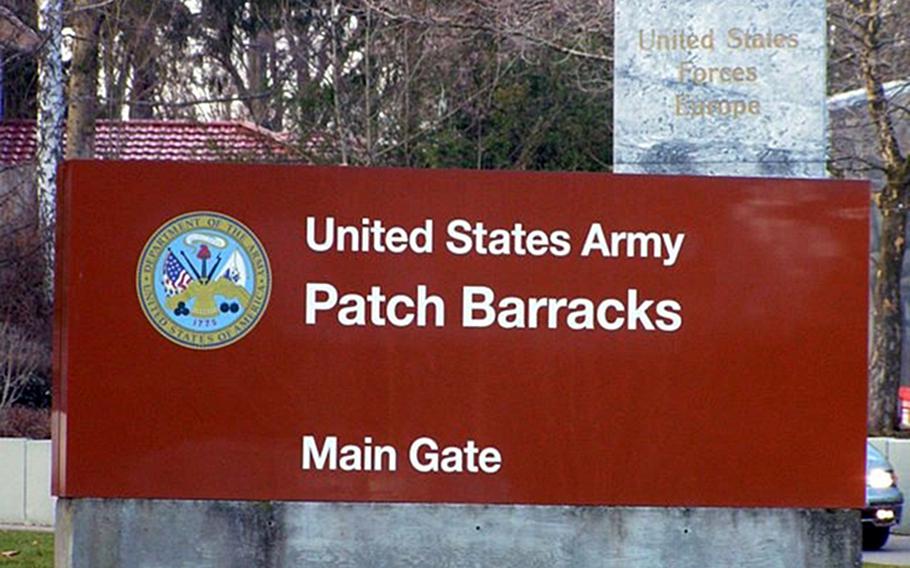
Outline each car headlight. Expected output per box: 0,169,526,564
868,468,896,489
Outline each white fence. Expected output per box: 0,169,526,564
0,438,55,526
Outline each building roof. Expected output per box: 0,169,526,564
828,79,910,110
0,119,297,165
827,78,910,186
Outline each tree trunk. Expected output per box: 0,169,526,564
870,202,905,433
363,4,373,164
129,60,157,119
65,0,102,159
1,48,5,119
330,0,348,165
247,26,267,127
266,28,283,131
859,0,910,434
35,0,64,301
127,17,157,120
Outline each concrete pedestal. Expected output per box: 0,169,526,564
56,499,859,568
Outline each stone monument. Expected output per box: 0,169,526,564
615,0,827,178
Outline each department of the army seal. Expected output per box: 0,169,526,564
137,211,271,350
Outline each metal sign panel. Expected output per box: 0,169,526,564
54,161,867,507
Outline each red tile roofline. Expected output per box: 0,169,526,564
0,119,301,164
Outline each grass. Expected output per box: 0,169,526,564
0,531,52,568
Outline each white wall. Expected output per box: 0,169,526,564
0,438,55,526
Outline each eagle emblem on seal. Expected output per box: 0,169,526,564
136,211,271,350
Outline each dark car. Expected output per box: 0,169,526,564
864,442,904,550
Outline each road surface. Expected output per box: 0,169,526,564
866,534,910,566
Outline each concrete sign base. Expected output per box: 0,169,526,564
56,499,858,567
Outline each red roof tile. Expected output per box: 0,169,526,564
0,119,298,165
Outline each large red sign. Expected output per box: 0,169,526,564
54,161,868,507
